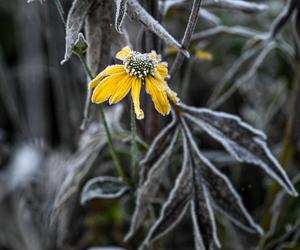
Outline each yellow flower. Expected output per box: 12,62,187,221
88,47,179,120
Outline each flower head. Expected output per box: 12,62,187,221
88,47,179,120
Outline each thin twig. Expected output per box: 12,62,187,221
170,0,202,79
130,101,138,181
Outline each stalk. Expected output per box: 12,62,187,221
52,0,129,184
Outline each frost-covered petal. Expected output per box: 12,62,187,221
157,62,169,78
116,46,133,60
109,75,132,104
91,72,127,103
88,65,125,89
154,72,179,104
131,78,144,120
145,77,170,115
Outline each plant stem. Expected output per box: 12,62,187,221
53,0,66,25
52,0,129,184
130,101,138,180
280,60,300,168
99,106,130,184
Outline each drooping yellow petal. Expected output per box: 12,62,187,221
145,76,170,115
109,75,132,104
157,62,169,79
131,78,144,120
92,72,127,104
154,72,180,104
116,47,133,61
88,65,125,89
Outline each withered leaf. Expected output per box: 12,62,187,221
139,114,178,184
62,0,95,64
191,157,220,250
143,139,193,245
125,127,179,241
115,0,128,33
80,176,128,204
183,124,263,235
180,103,297,197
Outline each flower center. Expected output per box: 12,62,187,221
124,52,156,79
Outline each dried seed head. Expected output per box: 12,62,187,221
124,52,157,79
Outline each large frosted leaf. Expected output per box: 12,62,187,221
182,121,263,235
180,103,298,197
127,0,189,57
80,176,128,204
191,159,220,250
142,139,192,246
61,0,95,64
125,127,179,241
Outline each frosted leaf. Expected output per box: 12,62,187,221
51,123,107,221
84,0,121,75
181,121,263,235
115,0,128,33
80,176,128,204
180,103,298,197
61,0,95,64
202,0,267,13
125,128,179,241
199,9,221,25
127,0,189,57
139,114,178,184
142,140,192,246
191,163,220,249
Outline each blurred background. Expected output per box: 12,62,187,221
0,0,300,249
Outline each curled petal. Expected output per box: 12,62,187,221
88,65,125,89
154,72,180,104
146,77,170,115
91,72,127,103
131,78,144,120
116,46,133,60
157,62,169,78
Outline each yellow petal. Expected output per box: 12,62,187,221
88,65,125,89
91,72,127,104
195,50,213,61
109,75,132,104
131,78,144,120
145,77,170,115
166,47,177,56
148,50,161,62
157,62,169,79
116,47,133,61
154,72,180,104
